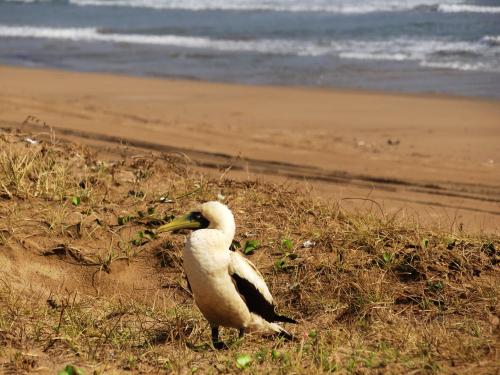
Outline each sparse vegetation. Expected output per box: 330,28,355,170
0,128,498,373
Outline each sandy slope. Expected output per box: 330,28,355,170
0,65,499,232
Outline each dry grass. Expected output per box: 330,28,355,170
0,127,498,374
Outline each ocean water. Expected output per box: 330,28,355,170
0,0,499,97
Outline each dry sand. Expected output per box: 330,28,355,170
1,65,499,232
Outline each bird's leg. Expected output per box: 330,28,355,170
238,328,245,339
211,326,227,350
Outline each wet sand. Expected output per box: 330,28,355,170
1,65,499,232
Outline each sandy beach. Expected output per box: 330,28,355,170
1,65,499,232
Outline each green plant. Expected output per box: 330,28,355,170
243,240,260,255
71,196,81,206
236,354,252,370
57,365,84,375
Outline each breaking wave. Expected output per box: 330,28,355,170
0,25,498,72
4,0,500,15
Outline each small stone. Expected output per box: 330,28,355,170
302,240,316,248
24,137,39,145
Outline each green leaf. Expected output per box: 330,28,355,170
243,240,260,255
271,349,281,360
427,280,444,292
281,239,293,250
274,258,286,270
421,238,429,249
236,354,252,369
131,231,145,246
117,215,133,225
131,230,156,246
57,365,84,375
71,196,81,206
308,330,317,339
382,252,392,263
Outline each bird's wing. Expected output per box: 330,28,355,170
229,251,274,304
229,251,298,324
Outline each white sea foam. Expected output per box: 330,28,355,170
69,0,441,13
4,0,53,2
6,0,478,14
482,35,500,46
339,52,409,61
337,39,494,63
420,61,493,71
0,25,326,55
6,0,500,15
0,25,498,73
66,0,500,15
438,4,500,14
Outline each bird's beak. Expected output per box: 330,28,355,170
156,213,206,233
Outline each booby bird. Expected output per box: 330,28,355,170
157,201,296,349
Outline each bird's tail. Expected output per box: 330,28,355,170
274,313,297,324
247,313,297,340
276,328,295,341
269,323,296,341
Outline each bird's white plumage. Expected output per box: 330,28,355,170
182,201,288,334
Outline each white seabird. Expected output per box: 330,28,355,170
157,201,296,349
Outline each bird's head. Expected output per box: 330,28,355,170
157,201,235,239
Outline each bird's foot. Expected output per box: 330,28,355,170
211,326,229,350
212,340,229,350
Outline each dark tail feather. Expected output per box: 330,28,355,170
275,313,298,324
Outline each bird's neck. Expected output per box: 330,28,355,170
219,225,236,249
212,219,235,249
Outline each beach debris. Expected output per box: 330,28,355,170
356,139,377,149
24,137,39,145
159,196,174,203
387,138,400,146
302,240,316,248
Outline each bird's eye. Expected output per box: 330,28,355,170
191,212,202,220
188,211,209,229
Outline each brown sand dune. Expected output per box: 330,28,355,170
1,65,499,232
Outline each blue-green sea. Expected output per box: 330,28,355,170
1,0,499,97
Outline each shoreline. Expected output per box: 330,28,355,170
4,63,500,103
1,64,499,233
